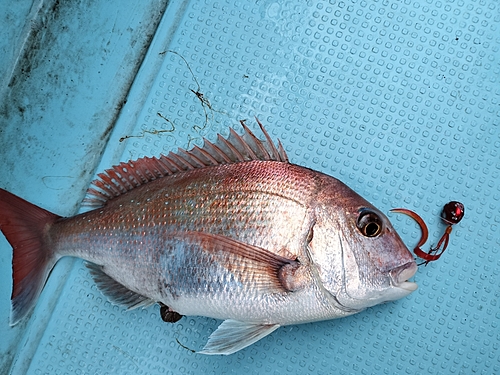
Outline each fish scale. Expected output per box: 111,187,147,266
53,161,315,304
0,121,417,355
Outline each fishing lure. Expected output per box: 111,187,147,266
391,201,465,265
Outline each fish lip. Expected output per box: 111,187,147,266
389,261,418,291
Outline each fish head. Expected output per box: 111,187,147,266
308,178,418,313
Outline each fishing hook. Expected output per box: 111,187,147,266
391,201,464,266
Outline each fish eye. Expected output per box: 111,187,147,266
356,209,383,237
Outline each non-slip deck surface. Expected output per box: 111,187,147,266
1,0,499,374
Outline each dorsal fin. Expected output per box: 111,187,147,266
83,118,288,208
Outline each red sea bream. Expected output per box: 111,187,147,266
0,120,417,354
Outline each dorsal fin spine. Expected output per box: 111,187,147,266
230,128,258,160
157,156,175,175
122,162,144,186
217,134,245,162
164,154,185,171
255,117,280,161
178,148,206,168
92,181,112,199
239,122,269,160
97,172,121,196
192,145,219,165
150,157,169,176
83,120,289,208
277,141,288,162
167,152,194,170
111,167,134,191
108,169,131,193
204,139,232,164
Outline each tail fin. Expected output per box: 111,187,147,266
0,189,61,325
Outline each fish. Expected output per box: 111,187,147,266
0,119,418,355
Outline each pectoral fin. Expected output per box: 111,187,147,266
169,231,302,294
198,319,280,355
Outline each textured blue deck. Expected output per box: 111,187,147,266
1,0,499,374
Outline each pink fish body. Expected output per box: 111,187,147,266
0,120,417,354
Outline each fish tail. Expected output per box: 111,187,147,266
0,189,61,325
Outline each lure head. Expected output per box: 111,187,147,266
441,201,465,225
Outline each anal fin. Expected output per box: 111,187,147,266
85,263,155,310
198,319,280,355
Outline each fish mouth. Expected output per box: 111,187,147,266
389,261,418,292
